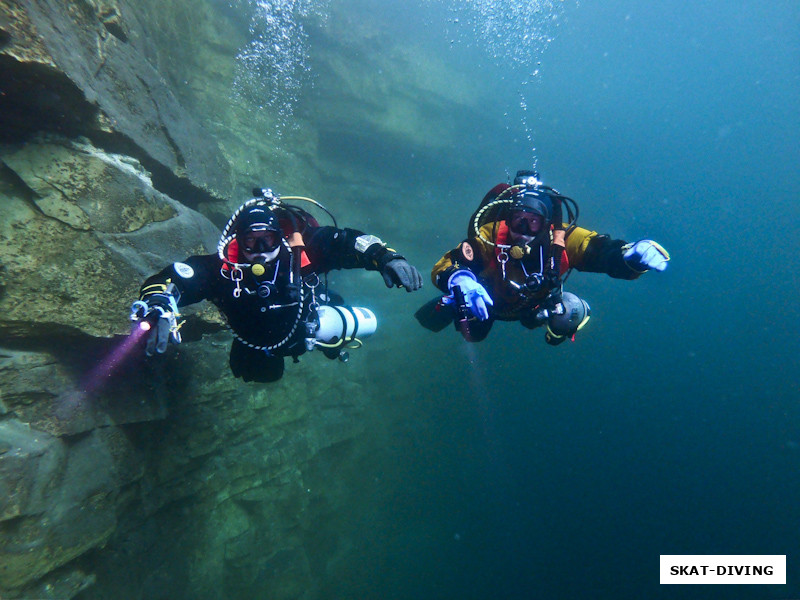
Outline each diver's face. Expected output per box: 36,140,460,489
240,230,281,263
508,211,544,243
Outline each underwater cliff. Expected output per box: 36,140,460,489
0,1,396,598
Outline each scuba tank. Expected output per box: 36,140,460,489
306,305,377,348
304,305,378,362
528,289,591,346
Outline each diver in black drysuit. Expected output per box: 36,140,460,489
135,200,423,382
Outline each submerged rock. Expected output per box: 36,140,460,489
0,135,219,338
0,0,232,205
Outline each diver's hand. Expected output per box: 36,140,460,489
130,292,182,356
624,240,670,272
446,271,493,320
381,258,423,292
143,313,176,356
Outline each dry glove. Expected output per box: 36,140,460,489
130,287,182,356
623,240,670,272
445,271,493,320
382,258,424,291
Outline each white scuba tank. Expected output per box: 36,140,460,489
315,305,377,343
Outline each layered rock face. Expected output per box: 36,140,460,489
0,2,380,598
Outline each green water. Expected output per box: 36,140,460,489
295,2,800,598
86,0,800,597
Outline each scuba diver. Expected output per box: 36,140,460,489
417,170,670,344
131,188,423,382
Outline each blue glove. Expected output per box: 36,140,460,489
443,271,493,321
623,240,670,272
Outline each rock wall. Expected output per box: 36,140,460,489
0,2,382,598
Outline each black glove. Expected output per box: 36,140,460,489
144,313,175,356
130,286,182,356
381,258,423,292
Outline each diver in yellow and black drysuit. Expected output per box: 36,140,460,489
131,188,423,382
418,170,669,344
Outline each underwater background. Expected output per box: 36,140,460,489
275,1,800,598
1,0,798,599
